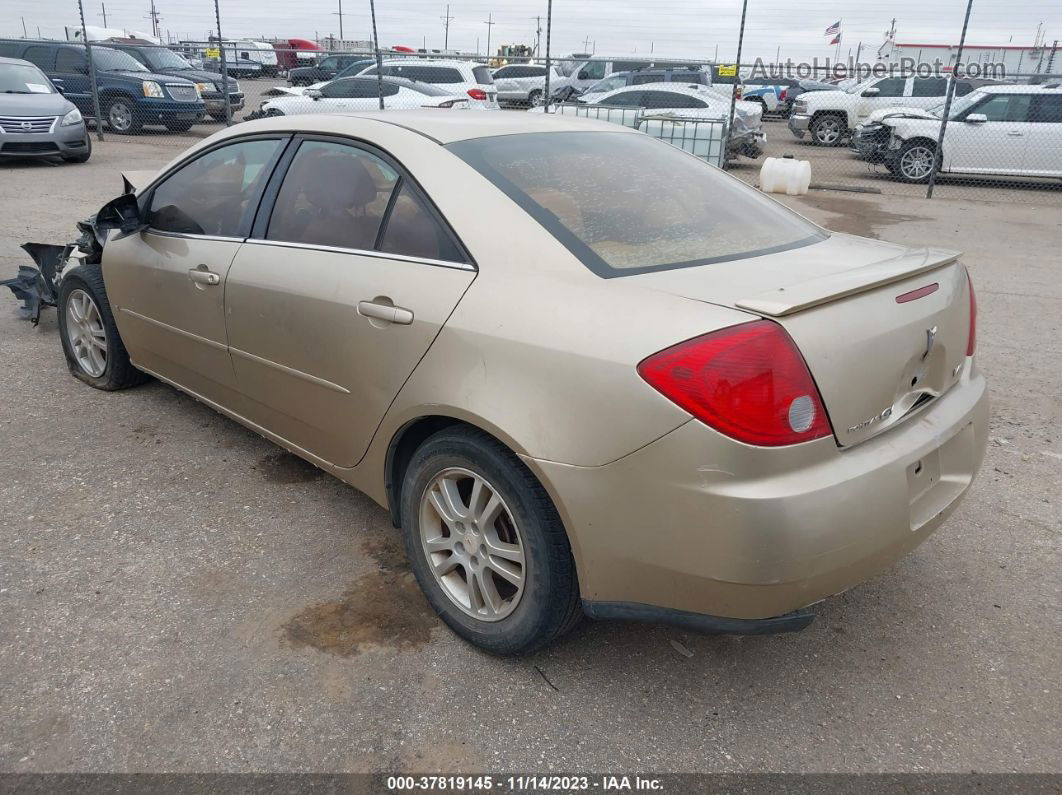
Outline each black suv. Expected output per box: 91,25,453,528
287,55,374,86
107,42,244,121
0,39,204,133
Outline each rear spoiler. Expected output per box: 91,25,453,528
736,246,961,317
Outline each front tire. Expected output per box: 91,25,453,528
894,140,940,184
810,113,845,146
400,427,580,655
57,263,150,391
527,89,543,107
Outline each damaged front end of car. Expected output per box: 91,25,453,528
1,186,144,325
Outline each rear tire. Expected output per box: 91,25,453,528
105,98,142,135
527,89,543,107
400,426,581,655
57,263,150,391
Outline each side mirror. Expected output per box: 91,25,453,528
96,192,145,239
305,88,322,99
965,112,988,124
861,87,880,97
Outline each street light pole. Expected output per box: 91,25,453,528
369,0,384,109
484,13,495,61
926,0,974,198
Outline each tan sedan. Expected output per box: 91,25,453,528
55,111,988,654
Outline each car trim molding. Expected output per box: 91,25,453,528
117,307,227,351
241,238,477,272
228,346,352,394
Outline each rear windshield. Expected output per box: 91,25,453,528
472,65,494,85
449,131,825,277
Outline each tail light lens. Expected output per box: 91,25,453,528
779,88,788,102
966,268,977,356
637,321,833,447
467,88,488,100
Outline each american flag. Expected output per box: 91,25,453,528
825,20,841,36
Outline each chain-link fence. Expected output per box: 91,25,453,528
1,1,1060,204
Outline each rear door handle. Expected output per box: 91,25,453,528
358,300,414,325
1006,131,1024,137
188,268,220,286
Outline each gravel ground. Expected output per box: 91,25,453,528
0,140,1059,774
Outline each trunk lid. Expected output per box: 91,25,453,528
632,234,973,447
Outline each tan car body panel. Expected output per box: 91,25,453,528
102,111,989,623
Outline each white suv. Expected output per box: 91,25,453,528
877,84,1062,182
788,74,985,146
492,64,550,106
360,59,499,109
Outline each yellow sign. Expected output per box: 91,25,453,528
716,64,737,77
205,47,220,58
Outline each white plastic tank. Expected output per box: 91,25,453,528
759,156,812,195
638,118,726,167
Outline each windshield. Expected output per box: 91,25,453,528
945,90,987,118
0,62,55,94
93,48,148,72
449,131,826,277
142,47,195,70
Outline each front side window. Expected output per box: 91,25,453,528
319,57,339,70
974,93,1032,122
55,48,87,74
493,66,515,79
871,76,906,97
267,141,398,250
148,139,282,237
449,131,825,277
578,61,606,80
320,78,368,98
603,90,644,107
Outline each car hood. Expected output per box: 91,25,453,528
0,92,76,117
865,106,937,124
102,69,197,85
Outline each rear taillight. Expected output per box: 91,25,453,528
467,88,488,100
966,268,977,356
638,321,833,447
779,88,788,102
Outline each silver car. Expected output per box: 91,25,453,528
0,56,90,163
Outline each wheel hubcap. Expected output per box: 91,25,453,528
816,120,839,143
110,103,131,131
65,289,107,377
530,91,543,107
901,146,934,179
419,467,526,622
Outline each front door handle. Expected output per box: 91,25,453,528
188,267,220,286
357,300,414,325
1006,131,1024,137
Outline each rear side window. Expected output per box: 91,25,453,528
449,131,825,277
1031,95,1062,123
912,77,948,97
22,46,56,70
378,183,464,262
603,90,644,106
492,66,515,78
55,48,87,73
388,65,464,84
267,140,398,250
148,139,281,237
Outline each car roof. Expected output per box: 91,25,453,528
978,83,1062,94
235,109,639,144
0,55,39,66
378,59,474,68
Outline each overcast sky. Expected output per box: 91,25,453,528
3,0,1058,62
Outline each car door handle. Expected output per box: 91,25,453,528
1006,131,1024,137
357,300,414,325
188,268,221,286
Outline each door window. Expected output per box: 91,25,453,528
54,48,87,74
604,90,644,106
377,183,464,262
911,77,948,97
871,77,906,97
973,93,1032,122
266,140,399,250
578,61,606,80
22,46,56,70
320,78,396,98
1030,95,1062,123
148,139,283,237
642,90,706,109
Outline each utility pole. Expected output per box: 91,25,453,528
147,0,161,38
21,16,28,37
533,15,541,56
441,4,454,50
582,35,591,53
483,12,495,60
333,0,344,41
725,0,749,170
926,0,973,198
100,3,107,26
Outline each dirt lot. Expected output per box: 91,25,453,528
0,139,1060,774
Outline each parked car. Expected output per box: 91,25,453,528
0,39,205,134
550,57,706,95
575,65,710,102
253,76,469,116
871,84,1062,182
788,74,986,146
287,55,374,87
491,63,551,107
360,59,499,109
52,111,986,654
738,83,780,114
106,42,244,122
0,56,90,162
567,82,766,158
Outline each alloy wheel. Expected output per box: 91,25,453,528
108,101,133,132
814,117,841,145
419,467,526,622
65,288,107,377
528,90,544,107
900,145,935,181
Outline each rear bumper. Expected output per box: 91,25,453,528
0,123,90,157
530,364,989,624
497,90,531,103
